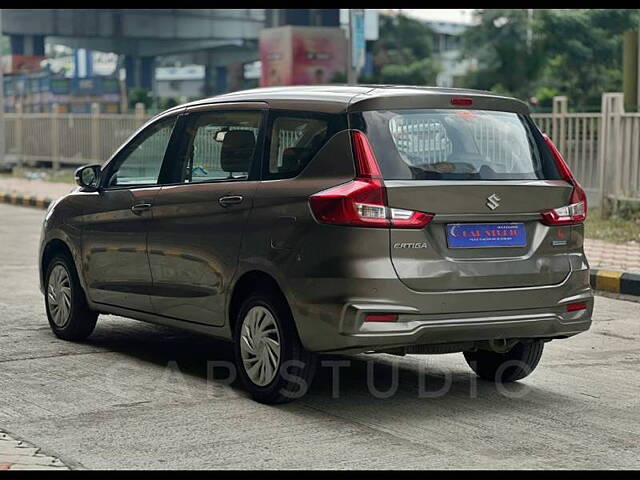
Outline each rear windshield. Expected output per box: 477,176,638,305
350,109,560,181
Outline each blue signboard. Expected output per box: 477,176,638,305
446,223,527,248
50,78,71,94
101,78,120,94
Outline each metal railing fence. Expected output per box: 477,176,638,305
532,94,640,213
3,104,149,169
3,94,640,216
531,111,601,195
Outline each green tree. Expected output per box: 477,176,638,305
365,13,441,86
329,71,347,83
460,9,640,108
376,58,440,86
459,9,546,100
159,97,179,110
538,9,640,109
127,87,153,110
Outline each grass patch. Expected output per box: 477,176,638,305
585,208,640,244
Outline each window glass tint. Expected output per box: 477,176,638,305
182,111,262,183
355,109,559,181
265,111,346,179
107,116,176,187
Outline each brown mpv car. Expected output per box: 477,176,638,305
39,86,593,403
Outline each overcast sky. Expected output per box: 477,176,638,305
391,9,476,24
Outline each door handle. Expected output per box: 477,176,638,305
218,195,244,207
131,203,152,214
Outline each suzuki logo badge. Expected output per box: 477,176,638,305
486,193,501,210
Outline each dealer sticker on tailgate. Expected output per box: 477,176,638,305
446,222,527,248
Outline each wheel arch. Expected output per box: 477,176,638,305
40,238,78,291
227,270,297,337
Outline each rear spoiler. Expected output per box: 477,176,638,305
348,90,529,115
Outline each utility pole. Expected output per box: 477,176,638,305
346,9,356,84
623,29,638,111
0,8,5,167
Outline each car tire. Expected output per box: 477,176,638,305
463,340,544,383
44,253,98,341
233,290,317,404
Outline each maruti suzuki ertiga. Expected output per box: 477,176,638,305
39,85,593,403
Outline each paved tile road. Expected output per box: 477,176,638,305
0,203,638,469
585,238,640,273
0,430,68,470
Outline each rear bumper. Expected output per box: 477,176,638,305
327,302,592,354
287,267,593,353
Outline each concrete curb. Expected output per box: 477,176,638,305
590,268,640,297
0,192,52,210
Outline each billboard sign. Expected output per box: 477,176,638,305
1,55,45,74
260,27,292,86
260,26,347,87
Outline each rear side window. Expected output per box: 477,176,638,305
263,110,347,180
351,109,560,181
179,110,263,183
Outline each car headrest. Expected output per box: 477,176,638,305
220,130,255,173
280,147,313,173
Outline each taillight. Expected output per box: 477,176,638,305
364,313,398,323
389,208,434,228
351,128,382,179
309,178,389,227
566,301,587,312
540,134,587,226
451,97,473,106
309,130,434,229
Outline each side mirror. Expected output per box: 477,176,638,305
75,164,101,191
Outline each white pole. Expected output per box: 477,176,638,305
346,9,356,84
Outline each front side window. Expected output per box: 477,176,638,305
264,111,347,180
179,110,262,183
352,109,560,181
106,116,177,187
